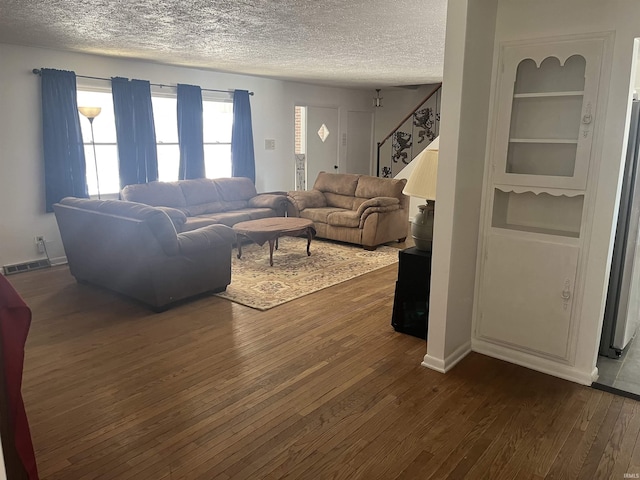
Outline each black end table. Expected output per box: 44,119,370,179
391,247,432,339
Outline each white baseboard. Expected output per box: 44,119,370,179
50,256,67,266
472,338,594,385
421,341,471,373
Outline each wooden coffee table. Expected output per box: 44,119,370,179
233,217,316,266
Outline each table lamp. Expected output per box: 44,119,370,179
402,145,438,251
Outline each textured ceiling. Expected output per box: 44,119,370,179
0,0,447,88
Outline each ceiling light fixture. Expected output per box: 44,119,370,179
373,89,383,108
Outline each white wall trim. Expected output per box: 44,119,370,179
472,338,595,385
50,256,67,266
422,341,471,373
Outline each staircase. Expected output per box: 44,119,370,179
376,83,442,178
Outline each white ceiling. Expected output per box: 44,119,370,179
0,0,447,89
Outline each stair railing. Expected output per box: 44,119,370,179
376,83,442,178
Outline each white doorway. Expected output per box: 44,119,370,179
297,106,339,189
346,111,373,175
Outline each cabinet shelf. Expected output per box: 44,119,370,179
492,223,580,238
491,189,583,238
494,185,585,197
513,91,584,98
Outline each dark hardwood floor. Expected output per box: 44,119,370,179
6,257,640,479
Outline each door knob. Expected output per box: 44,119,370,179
561,279,571,310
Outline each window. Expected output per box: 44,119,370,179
77,87,233,196
77,90,119,196
151,95,180,183
203,99,233,178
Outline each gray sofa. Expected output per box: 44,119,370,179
120,177,288,232
287,172,409,250
54,197,237,311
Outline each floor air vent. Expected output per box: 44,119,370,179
3,259,51,275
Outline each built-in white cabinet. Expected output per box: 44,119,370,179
474,36,606,364
493,40,602,190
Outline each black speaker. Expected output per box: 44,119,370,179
391,247,432,339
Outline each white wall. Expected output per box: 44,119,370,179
429,0,640,384
423,0,498,372
0,43,372,268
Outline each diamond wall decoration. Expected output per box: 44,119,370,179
317,124,330,142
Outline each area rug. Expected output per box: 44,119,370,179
216,237,399,310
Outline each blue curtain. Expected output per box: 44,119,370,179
111,77,158,188
177,84,205,179
231,90,255,183
41,68,88,212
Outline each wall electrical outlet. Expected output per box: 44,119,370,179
35,235,45,254
264,139,276,150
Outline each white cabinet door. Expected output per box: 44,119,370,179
476,233,579,360
492,39,603,190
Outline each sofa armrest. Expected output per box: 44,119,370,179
177,224,236,256
155,206,188,230
248,193,288,212
287,190,327,214
357,197,401,228
355,197,400,216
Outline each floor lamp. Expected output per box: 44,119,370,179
78,106,102,199
402,146,439,251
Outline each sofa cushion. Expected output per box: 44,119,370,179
324,192,356,210
244,208,278,220
215,177,258,202
300,207,347,224
184,202,227,216
222,200,249,211
327,210,361,228
355,175,406,200
313,172,359,196
179,178,223,205
181,211,253,231
121,181,187,208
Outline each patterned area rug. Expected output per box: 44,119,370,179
216,237,399,310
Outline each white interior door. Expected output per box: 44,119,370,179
346,111,373,175
306,106,339,189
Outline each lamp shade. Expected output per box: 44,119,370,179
403,147,438,200
78,106,102,119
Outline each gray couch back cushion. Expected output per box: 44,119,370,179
179,179,223,205
178,179,226,215
121,181,187,208
215,177,258,202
